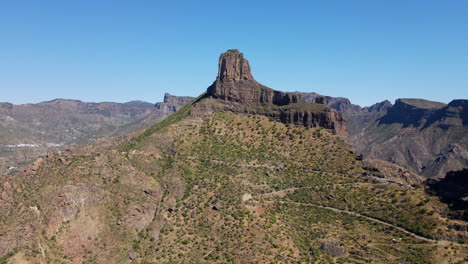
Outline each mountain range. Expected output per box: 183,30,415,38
0,49,466,263
0,94,193,175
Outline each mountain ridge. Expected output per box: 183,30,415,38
0,49,466,263
0,94,193,175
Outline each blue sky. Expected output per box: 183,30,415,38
0,0,467,106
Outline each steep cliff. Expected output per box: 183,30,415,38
205,49,346,133
155,93,194,114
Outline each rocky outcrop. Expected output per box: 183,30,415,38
300,93,361,113
363,100,392,113
217,49,254,81
208,49,302,106
162,93,194,105
155,93,194,114
205,49,346,133
320,240,346,257
424,99,468,129
274,107,346,131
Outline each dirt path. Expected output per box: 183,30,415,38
258,188,467,247
276,200,466,247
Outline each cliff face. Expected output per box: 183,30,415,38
205,49,345,133
379,99,446,127
155,93,194,114
208,49,301,106
300,93,362,113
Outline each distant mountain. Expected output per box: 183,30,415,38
300,91,467,178
347,98,467,178
0,94,193,175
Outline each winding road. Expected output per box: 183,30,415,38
259,189,467,247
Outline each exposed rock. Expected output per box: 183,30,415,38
129,251,138,260
379,98,446,127
204,49,346,133
301,93,361,113
208,49,301,106
320,240,345,257
155,93,194,114
212,202,222,211
44,184,105,238
363,100,393,113
123,204,157,231
217,49,254,81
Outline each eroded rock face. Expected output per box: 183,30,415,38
217,49,254,81
363,100,392,113
155,93,194,114
208,49,301,106
205,49,346,133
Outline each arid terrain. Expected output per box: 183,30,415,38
0,94,192,175
0,50,466,264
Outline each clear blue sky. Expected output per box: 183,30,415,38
1,0,467,107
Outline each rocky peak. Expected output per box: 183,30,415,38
162,93,194,105
448,99,468,108
155,93,194,114
379,98,446,127
208,49,301,105
203,50,347,134
364,100,392,113
217,49,254,82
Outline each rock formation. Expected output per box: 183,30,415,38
379,98,447,127
362,100,392,113
205,49,346,133
155,93,194,114
300,93,362,113
208,49,301,106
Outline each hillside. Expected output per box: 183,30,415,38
0,50,466,264
347,98,468,178
0,94,192,175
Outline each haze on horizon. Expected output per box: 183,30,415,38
1,0,467,107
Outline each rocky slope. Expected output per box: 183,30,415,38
0,95,192,175
0,49,466,264
301,90,467,179
347,98,468,178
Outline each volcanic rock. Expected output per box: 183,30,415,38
155,93,194,114
205,49,346,133
208,49,301,106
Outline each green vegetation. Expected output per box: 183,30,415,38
119,92,205,152
2,108,466,263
